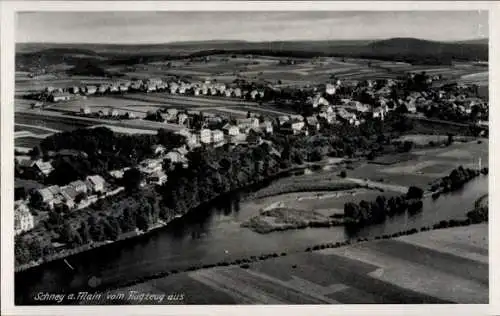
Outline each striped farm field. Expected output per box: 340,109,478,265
107,224,487,304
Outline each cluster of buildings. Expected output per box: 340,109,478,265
14,174,108,235
38,78,267,104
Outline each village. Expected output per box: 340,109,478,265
14,71,488,238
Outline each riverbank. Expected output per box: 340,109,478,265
15,158,347,273
87,212,488,297
15,219,173,273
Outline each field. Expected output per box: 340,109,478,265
103,224,487,304
348,140,488,188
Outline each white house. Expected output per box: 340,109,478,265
306,116,320,131
177,113,189,126
152,144,166,156
212,129,224,143
80,106,91,115
222,124,240,136
14,202,34,235
34,160,54,177
69,180,88,194
372,107,386,120
86,175,106,193
233,88,242,98
50,92,71,102
278,115,291,126
260,121,274,134
200,129,212,144
325,84,336,95
236,118,260,131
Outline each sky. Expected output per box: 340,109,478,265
16,11,488,44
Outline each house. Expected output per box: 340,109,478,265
34,160,53,177
236,118,260,131
170,82,179,94
16,156,34,169
306,116,320,131
60,186,78,208
325,83,336,95
278,115,290,126
234,88,242,98
337,108,358,125
177,113,189,126
281,120,305,135
212,129,224,143
312,94,330,108
319,105,334,115
50,92,71,102
14,202,34,235
260,121,274,134
250,90,259,100
69,180,88,194
372,107,386,120
80,106,91,115
222,123,240,136
86,175,106,193
406,103,417,113
200,129,212,144
247,131,263,145
35,185,61,209
109,167,130,179
119,85,129,92
355,103,371,113
98,85,109,94
152,144,166,156
109,85,119,93
318,111,337,124
69,86,80,94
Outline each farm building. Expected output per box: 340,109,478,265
50,92,71,102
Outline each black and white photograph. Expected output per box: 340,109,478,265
1,2,495,311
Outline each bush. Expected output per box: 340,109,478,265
240,264,250,269
339,170,347,178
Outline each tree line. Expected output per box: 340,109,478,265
343,186,424,226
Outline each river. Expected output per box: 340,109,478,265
15,173,488,305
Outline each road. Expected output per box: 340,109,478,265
16,109,185,133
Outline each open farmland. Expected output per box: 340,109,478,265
106,224,487,304
347,140,488,188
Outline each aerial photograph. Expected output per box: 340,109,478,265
13,11,488,305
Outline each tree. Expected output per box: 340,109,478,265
339,170,347,178
406,186,424,200
29,146,41,159
446,133,454,146
122,168,142,192
78,221,91,244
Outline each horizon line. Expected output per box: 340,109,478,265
16,36,489,46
